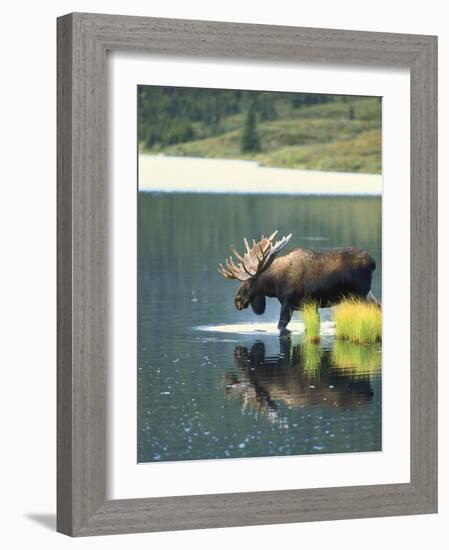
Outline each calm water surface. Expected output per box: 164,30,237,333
138,193,382,462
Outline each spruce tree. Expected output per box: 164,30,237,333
240,107,261,153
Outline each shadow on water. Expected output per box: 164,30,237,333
224,335,380,427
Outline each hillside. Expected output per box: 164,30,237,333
138,88,381,174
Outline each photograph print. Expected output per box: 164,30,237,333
137,85,382,463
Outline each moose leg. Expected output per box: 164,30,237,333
278,302,293,331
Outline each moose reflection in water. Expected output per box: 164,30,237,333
224,335,381,426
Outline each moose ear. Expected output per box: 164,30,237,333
251,294,266,315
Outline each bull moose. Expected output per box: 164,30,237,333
218,230,379,330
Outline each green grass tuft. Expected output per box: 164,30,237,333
303,302,321,344
334,299,382,345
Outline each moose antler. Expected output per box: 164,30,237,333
218,230,292,281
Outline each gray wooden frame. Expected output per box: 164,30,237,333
57,12,438,537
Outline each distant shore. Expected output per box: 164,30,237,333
138,154,382,196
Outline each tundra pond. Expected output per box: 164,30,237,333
138,193,382,463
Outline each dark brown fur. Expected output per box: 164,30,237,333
234,247,378,330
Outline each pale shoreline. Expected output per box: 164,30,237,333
138,154,382,196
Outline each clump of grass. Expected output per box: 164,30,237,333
334,299,382,345
303,302,321,344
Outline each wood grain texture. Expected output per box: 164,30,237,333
57,13,74,536
57,12,438,536
409,37,438,509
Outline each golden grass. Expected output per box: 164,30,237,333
257,129,381,174
334,299,382,345
163,128,381,174
302,302,321,344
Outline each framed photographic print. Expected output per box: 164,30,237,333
57,13,438,536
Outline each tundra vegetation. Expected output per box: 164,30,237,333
302,302,321,344
138,86,381,174
333,299,382,345
302,298,382,346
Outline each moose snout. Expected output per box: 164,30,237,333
234,296,249,310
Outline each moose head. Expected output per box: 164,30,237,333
218,230,292,315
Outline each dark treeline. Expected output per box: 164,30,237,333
138,86,338,149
